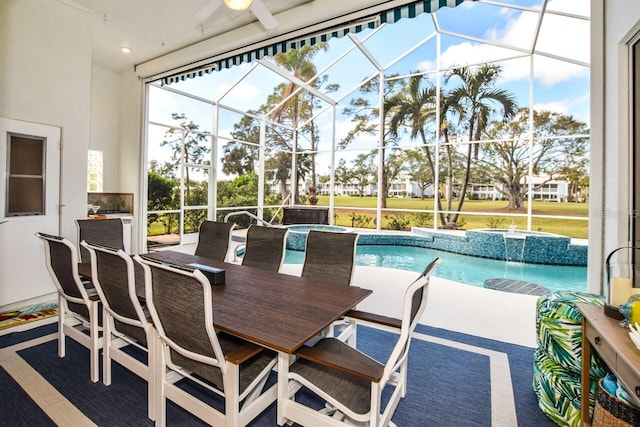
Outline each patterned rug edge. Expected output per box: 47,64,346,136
0,302,58,331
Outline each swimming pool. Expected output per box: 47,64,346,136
283,245,587,292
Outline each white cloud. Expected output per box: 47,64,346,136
435,1,589,87
216,82,262,107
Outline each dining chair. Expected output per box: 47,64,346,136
80,241,155,420
302,230,359,344
240,225,288,272
302,230,358,286
134,254,278,427
194,220,236,262
35,232,103,383
76,218,125,263
283,257,441,427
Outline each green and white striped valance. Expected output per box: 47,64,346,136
161,0,474,85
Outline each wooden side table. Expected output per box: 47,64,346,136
578,303,640,426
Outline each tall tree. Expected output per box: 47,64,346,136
221,112,260,176
333,159,352,195
385,74,445,221
404,149,434,199
350,153,376,197
341,75,405,208
445,64,517,225
161,113,211,203
272,43,330,203
480,108,589,208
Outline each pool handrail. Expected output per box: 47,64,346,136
224,210,273,228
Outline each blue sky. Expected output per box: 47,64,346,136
147,0,590,177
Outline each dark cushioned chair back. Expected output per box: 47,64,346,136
410,257,440,325
393,257,440,367
144,262,227,387
149,264,216,360
194,221,235,261
37,233,90,318
242,225,288,272
302,231,358,286
91,246,147,345
77,218,124,263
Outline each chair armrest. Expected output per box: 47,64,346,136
225,342,264,365
295,343,384,382
345,310,402,329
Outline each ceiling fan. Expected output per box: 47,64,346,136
195,0,278,30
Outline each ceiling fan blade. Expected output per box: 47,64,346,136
194,0,223,21
250,0,278,30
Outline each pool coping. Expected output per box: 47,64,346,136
282,227,588,267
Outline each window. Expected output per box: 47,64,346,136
6,133,45,216
87,150,103,192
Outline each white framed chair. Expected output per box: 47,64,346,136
240,225,288,272
194,220,236,262
135,254,278,427
302,230,359,344
283,257,441,427
81,241,156,420
35,232,103,383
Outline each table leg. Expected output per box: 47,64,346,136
277,352,289,426
581,317,591,426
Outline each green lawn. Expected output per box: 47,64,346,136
316,196,589,238
146,196,590,239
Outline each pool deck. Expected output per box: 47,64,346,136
168,240,540,348
282,264,539,348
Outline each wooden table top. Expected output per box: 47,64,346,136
85,250,372,354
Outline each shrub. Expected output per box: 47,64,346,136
412,212,433,227
384,213,411,231
487,217,506,229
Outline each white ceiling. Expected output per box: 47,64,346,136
63,0,315,72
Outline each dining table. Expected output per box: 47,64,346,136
79,249,372,425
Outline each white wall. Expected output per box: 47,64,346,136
0,0,142,305
90,66,122,192
596,1,640,294
0,0,92,240
117,72,143,254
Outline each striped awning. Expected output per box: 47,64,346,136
161,0,473,85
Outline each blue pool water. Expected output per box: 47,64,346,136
284,245,587,292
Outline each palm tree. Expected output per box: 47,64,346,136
272,43,328,204
445,64,517,225
386,74,446,223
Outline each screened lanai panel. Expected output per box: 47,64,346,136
147,123,180,176
360,13,436,69
531,55,590,124
438,34,530,70
313,39,380,103
217,108,257,140
148,85,214,134
216,64,290,112
312,151,333,180
184,208,207,234
436,1,540,52
546,0,590,15
183,166,209,207
302,107,334,153
537,12,590,65
382,39,439,79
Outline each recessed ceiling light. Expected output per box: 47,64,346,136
120,45,132,54
224,0,254,11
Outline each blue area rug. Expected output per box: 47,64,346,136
0,322,556,426
0,366,56,426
